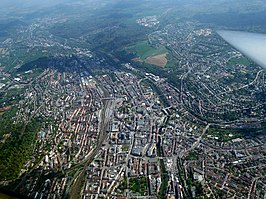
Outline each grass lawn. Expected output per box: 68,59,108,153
129,41,168,60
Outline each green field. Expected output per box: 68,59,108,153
129,41,168,60
227,56,252,67
165,53,177,67
206,128,242,142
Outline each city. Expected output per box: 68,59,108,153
0,0,265,199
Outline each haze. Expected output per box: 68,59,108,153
218,30,266,69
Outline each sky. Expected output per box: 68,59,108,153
0,0,75,14
1,0,68,7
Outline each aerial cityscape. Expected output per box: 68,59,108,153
0,0,265,199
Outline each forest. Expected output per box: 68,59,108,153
0,109,41,180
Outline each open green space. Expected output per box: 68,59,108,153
165,53,177,67
207,124,266,141
0,87,25,107
186,151,199,161
121,144,129,152
128,41,168,60
20,68,43,79
117,176,128,192
227,56,252,67
129,177,148,195
2,47,49,73
206,128,243,142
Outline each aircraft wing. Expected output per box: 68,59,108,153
217,30,266,69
